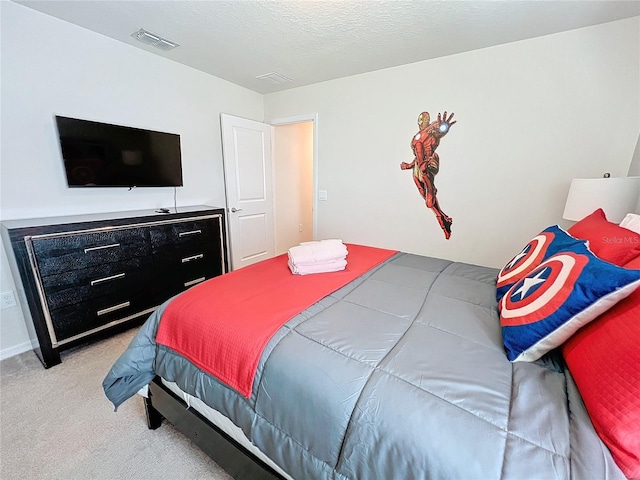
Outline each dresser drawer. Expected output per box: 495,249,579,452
149,218,221,254
50,292,155,342
31,227,151,277
157,257,222,296
41,256,154,310
178,255,222,285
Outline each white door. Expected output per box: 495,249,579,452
221,114,275,270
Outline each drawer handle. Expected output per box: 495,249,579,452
97,301,130,316
181,254,204,263
84,243,120,253
184,277,206,288
179,230,202,237
90,273,126,286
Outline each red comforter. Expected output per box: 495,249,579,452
155,244,397,397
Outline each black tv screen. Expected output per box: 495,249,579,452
55,116,183,188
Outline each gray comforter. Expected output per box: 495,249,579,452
103,253,626,480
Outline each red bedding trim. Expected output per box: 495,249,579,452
155,244,397,397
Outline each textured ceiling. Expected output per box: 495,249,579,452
14,0,640,94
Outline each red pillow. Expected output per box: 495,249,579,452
568,208,640,266
562,255,640,478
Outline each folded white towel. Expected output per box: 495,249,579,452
288,258,347,275
288,239,348,266
299,239,344,247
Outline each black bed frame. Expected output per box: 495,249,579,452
144,377,286,480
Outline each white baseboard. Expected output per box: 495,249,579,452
0,340,34,361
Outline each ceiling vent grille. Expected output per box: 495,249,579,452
256,72,293,85
131,28,179,51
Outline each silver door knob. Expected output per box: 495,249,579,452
230,207,243,213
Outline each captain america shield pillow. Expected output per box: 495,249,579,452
499,241,640,362
496,225,585,301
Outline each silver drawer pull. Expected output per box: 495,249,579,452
179,229,202,237
181,254,204,263
97,301,130,316
90,273,126,286
184,277,205,288
84,243,120,253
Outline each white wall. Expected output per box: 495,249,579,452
264,17,640,269
0,2,264,358
273,122,314,254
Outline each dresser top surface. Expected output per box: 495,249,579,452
1,205,224,232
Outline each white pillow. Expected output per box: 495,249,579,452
620,213,640,234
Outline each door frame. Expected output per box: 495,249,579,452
268,113,319,241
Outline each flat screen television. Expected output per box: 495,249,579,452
55,115,183,188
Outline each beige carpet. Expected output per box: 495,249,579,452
0,327,232,480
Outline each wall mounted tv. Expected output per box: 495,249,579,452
55,115,183,188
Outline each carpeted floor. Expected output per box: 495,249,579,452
0,327,232,480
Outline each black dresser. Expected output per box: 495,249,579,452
1,206,227,368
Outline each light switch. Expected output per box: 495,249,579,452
318,190,328,201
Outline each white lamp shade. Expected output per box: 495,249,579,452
563,177,640,223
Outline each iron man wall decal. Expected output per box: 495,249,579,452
401,111,456,239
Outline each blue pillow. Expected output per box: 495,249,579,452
499,240,640,362
496,225,584,301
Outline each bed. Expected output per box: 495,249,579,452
103,231,639,480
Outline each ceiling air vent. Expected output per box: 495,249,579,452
131,28,179,51
256,72,293,85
